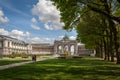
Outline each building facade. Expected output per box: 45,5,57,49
32,44,54,55
0,35,94,56
32,39,95,56
0,35,32,55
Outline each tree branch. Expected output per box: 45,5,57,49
87,5,120,23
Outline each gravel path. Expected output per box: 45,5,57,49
0,58,47,70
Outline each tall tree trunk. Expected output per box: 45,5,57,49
109,21,114,62
113,26,120,64
103,0,116,62
106,34,110,61
103,37,107,60
95,43,102,57
100,39,103,58
109,19,119,63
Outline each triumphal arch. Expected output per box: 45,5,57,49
54,39,78,55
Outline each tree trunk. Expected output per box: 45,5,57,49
103,0,120,64
103,36,107,60
109,19,119,63
106,35,110,61
113,27,120,64
109,21,114,62
100,39,103,58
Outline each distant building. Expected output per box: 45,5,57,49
0,35,95,56
32,44,54,55
32,37,95,56
0,35,32,55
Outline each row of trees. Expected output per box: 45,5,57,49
51,0,120,63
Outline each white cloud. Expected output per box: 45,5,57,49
31,24,40,30
25,32,31,37
70,36,76,40
44,23,53,30
27,37,55,43
0,28,31,40
32,0,64,30
11,30,24,37
31,17,37,23
58,35,64,39
0,28,9,35
10,30,31,40
0,10,9,23
0,28,56,44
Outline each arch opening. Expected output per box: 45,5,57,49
70,45,75,55
57,45,62,54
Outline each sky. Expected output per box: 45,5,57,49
0,0,77,44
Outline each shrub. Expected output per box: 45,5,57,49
9,52,16,58
21,52,28,58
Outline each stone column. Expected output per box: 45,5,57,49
3,40,8,48
69,45,72,55
9,41,12,48
0,41,2,48
54,43,57,54
74,43,78,54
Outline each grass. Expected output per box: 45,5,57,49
0,57,31,66
0,57,120,80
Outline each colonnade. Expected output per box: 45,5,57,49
2,39,32,55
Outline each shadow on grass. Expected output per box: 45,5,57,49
0,58,120,80
0,60,30,66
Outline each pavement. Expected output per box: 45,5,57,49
0,58,48,70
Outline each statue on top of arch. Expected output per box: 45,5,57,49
62,34,69,41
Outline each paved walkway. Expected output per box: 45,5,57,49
0,58,47,70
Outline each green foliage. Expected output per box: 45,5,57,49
52,0,120,62
21,52,27,55
114,8,120,17
76,10,106,49
52,0,120,50
52,0,120,30
63,50,68,54
9,52,16,58
20,52,28,58
8,52,28,58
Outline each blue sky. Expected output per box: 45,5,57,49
0,0,77,44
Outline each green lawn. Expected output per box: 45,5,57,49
0,57,120,80
0,57,31,66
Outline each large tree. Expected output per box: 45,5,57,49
52,0,120,63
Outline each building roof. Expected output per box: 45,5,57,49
32,43,52,46
0,35,25,44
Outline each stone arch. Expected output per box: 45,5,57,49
54,40,78,55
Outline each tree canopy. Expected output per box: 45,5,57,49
52,0,120,64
